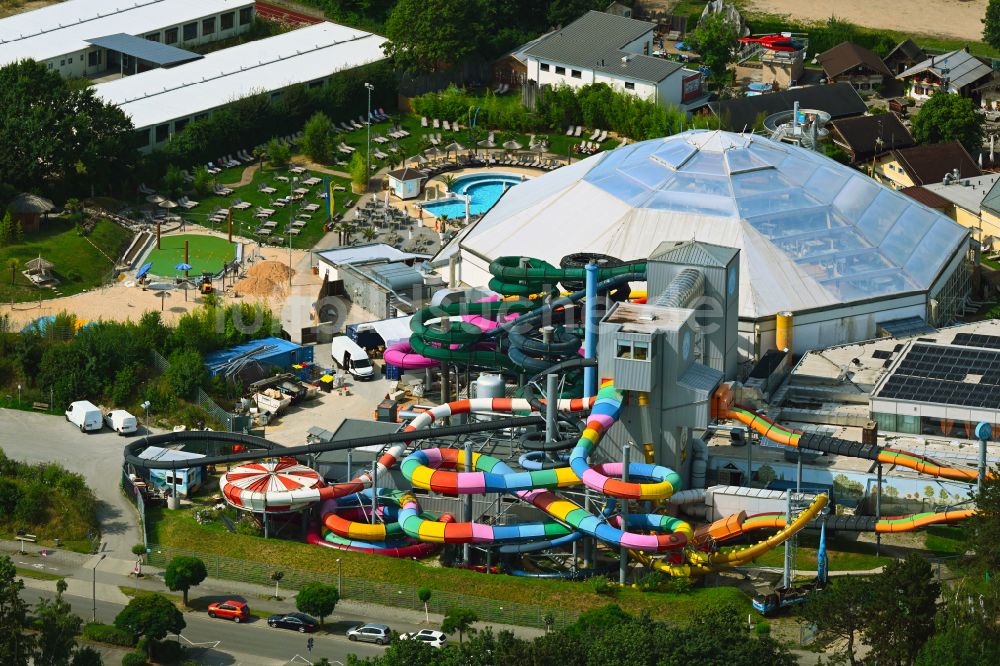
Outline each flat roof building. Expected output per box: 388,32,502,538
93,21,387,152
0,0,254,78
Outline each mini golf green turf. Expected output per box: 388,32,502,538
145,234,236,277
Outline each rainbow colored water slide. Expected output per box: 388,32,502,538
395,384,693,552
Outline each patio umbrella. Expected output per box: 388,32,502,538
159,200,178,209
408,154,428,165
442,141,465,156
478,137,497,148
175,262,192,279
502,139,523,151
146,194,165,204
147,282,173,311
423,147,442,158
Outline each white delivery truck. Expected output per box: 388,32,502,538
104,409,138,435
330,335,375,380
65,401,103,432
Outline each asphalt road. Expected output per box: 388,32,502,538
0,408,143,557
24,587,388,666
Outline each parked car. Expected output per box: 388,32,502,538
346,623,391,644
104,409,138,435
207,600,249,622
267,612,317,633
65,401,102,432
399,629,447,648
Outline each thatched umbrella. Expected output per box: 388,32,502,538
408,154,428,165
159,200,178,209
145,194,165,204
502,139,523,151
9,193,55,233
423,146,442,158
9,193,54,215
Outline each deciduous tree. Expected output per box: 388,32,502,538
163,556,207,606
800,576,873,666
303,112,337,164
911,92,984,155
295,582,339,627
969,464,1000,573
440,606,477,644
985,0,1000,51
0,555,35,666
689,12,738,86
34,578,83,666
383,0,477,72
864,554,939,666
113,593,185,659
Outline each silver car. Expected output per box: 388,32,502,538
346,623,391,645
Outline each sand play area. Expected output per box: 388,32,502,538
744,0,988,42
0,229,314,331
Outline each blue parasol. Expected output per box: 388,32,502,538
136,262,152,279
175,262,193,272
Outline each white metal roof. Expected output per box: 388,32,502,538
94,22,387,130
0,0,253,67
317,242,424,267
437,130,969,319
137,446,205,462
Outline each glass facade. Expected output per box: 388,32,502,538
873,411,999,439
583,130,969,304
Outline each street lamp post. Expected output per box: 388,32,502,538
16,384,21,408
289,176,298,286
92,553,107,622
364,83,374,190
140,400,150,433
336,558,343,598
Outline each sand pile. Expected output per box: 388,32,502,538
233,261,294,297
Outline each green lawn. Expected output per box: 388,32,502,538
0,218,131,303
750,533,894,572
146,498,750,622
160,112,618,250
925,525,969,557
145,234,236,278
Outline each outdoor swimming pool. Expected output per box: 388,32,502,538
421,172,525,219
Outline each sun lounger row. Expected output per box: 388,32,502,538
492,82,510,95
178,196,198,209
576,141,602,155
421,118,464,131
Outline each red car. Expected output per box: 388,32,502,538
207,600,250,623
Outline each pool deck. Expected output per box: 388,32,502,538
390,165,548,229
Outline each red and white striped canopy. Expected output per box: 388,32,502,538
221,458,325,513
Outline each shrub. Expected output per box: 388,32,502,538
591,578,618,597
83,622,137,647
235,514,263,537
150,638,186,663
120,651,147,666
349,151,367,189
755,621,771,636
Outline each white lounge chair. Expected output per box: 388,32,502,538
443,121,451,131
589,129,600,141
433,118,440,128
574,126,583,137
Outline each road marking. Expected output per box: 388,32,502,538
178,634,221,648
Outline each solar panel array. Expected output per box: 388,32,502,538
876,343,1000,408
952,332,1000,350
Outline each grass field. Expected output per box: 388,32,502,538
0,218,131,303
144,234,237,277
146,499,750,622
925,525,969,557
751,533,894,571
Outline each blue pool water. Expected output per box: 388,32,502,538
422,173,525,219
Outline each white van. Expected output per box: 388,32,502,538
330,335,375,380
65,401,103,432
104,409,138,435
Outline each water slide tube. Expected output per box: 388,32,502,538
729,508,977,536
395,390,692,552
725,405,985,483
486,256,646,296
568,383,682,501
634,493,830,576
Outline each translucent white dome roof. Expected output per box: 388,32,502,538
438,130,969,318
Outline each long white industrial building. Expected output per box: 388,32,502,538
0,0,254,77
93,22,387,152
